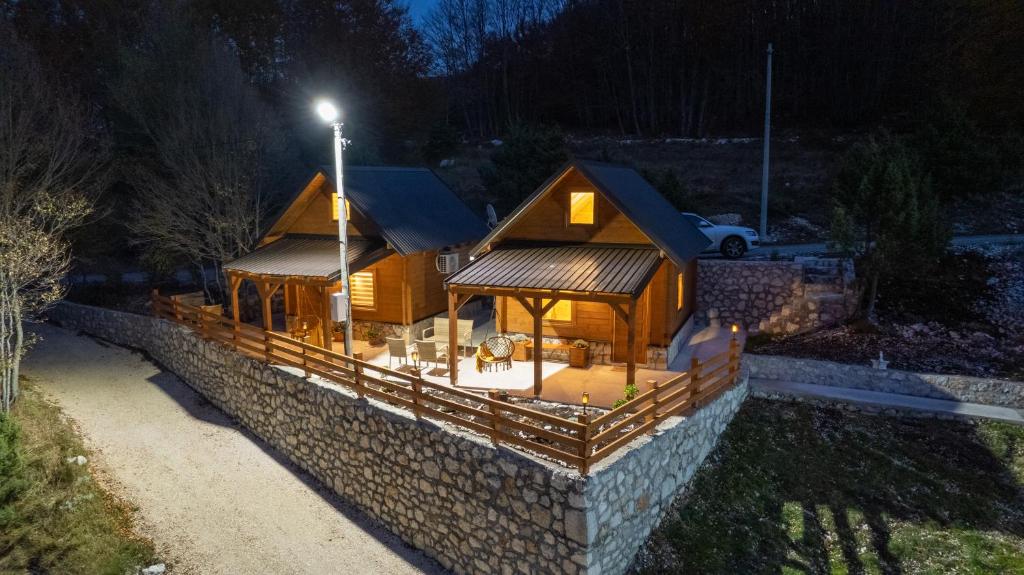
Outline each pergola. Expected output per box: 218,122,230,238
445,244,663,396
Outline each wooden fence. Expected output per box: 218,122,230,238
152,292,742,474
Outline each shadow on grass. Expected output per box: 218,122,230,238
637,399,1024,574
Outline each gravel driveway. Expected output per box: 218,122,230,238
22,322,446,575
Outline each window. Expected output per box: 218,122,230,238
330,193,351,222
542,299,572,322
349,271,375,309
676,272,684,310
569,191,595,225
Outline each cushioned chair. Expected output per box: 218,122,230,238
387,337,410,369
414,339,448,370
475,336,513,373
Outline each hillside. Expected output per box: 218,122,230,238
436,136,1023,245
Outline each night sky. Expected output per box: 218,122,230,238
405,0,437,25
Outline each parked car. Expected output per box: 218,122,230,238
682,213,760,258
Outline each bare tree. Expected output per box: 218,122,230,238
0,34,106,411
113,9,285,302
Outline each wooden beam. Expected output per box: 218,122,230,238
514,295,535,315
450,284,630,305
499,296,508,333
609,302,629,323
448,290,459,384
539,298,560,315
255,280,282,332
533,297,543,397
626,298,637,388
453,293,473,312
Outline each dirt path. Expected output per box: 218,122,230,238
21,322,445,575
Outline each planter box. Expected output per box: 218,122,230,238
511,342,531,362
568,347,590,368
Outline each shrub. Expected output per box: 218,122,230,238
480,124,567,215
0,414,27,527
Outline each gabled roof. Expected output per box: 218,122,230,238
472,160,710,268
317,166,488,255
224,235,388,280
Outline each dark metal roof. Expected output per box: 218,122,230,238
320,166,489,256
446,244,663,296
223,236,388,279
472,160,710,268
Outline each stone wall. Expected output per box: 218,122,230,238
747,354,1024,409
48,302,750,574
696,258,857,335
584,379,749,575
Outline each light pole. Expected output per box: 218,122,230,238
316,99,353,355
759,43,773,243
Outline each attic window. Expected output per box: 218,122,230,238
569,191,595,225
331,193,351,222
676,272,684,310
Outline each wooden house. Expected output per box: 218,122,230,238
223,166,487,350
445,160,711,394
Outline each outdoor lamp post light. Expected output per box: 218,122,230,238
731,324,739,340
411,350,419,368
316,99,353,355
582,391,590,413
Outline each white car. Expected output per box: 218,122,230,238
682,213,760,259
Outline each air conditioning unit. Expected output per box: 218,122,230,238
436,251,459,274
330,292,348,322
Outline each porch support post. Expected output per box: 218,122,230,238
321,286,333,352
228,273,242,333
533,296,543,397
626,297,637,388
255,279,282,333
448,290,459,384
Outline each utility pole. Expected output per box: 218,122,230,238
760,43,773,243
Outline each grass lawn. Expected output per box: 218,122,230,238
0,380,157,574
636,399,1024,574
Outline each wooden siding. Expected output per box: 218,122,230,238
283,180,377,238
500,170,650,245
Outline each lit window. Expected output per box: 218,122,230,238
676,272,684,310
542,299,572,322
349,271,375,309
331,193,351,222
569,191,595,225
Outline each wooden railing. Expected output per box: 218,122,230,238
151,292,742,474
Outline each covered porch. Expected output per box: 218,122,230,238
443,244,665,399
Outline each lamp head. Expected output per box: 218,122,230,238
316,100,339,123
582,392,590,406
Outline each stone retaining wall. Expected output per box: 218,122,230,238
747,354,1024,409
696,258,857,335
49,302,748,575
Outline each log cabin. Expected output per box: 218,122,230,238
445,160,711,394
223,166,488,351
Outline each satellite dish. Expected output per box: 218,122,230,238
485,204,498,229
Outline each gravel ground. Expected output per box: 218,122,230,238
21,322,446,575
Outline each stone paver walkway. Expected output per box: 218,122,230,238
752,378,1024,424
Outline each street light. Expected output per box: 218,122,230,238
316,98,353,355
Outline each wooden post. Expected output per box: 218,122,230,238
301,346,310,378
150,289,160,318
533,297,543,398
321,286,333,352
646,379,659,434
626,298,637,389
353,352,365,398
411,367,422,420
487,389,502,446
577,412,591,475
229,274,242,342
448,290,459,385
729,337,740,384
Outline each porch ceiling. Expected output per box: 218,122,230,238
446,244,662,298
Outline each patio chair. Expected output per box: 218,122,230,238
386,337,410,369
475,335,513,373
423,317,475,359
414,339,449,370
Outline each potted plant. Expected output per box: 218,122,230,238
365,324,386,347
332,322,344,342
568,339,590,368
509,333,531,361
